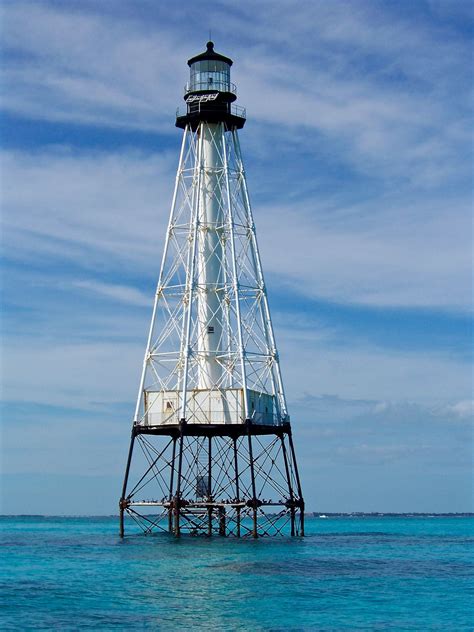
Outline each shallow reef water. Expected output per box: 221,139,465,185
1,515,472,630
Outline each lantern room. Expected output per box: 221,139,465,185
186,41,234,96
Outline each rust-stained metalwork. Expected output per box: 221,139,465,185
119,421,304,537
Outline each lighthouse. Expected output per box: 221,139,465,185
119,42,304,537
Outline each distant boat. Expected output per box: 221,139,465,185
318,514,328,519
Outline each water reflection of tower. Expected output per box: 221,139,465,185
119,42,304,537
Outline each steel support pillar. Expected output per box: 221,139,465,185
174,422,186,537
288,431,305,537
119,428,136,538
168,437,177,533
207,435,212,536
247,424,258,539
280,433,296,537
233,437,241,537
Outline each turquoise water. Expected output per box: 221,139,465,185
1,516,472,630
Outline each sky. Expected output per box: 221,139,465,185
1,0,472,515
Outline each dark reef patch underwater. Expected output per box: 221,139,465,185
1,515,472,630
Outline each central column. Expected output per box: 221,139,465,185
197,122,224,390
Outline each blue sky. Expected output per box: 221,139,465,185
1,0,472,514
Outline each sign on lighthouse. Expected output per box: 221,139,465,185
119,42,304,537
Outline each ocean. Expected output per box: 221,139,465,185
1,515,472,630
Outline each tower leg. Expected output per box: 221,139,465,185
119,427,136,538
219,506,226,536
168,437,177,533
233,437,241,537
207,436,213,536
119,507,124,539
247,427,258,538
288,432,305,536
280,433,296,537
174,424,186,537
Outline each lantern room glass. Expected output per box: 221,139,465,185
189,60,231,92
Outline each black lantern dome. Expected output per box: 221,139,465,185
188,40,233,67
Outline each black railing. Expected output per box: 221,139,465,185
176,103,246,119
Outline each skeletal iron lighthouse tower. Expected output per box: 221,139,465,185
119,42,304,537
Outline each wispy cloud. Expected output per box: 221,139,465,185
258,194,471,311
443,400,474,420
1,0,472,513
2,2,186,131
2,1,471,186
1,148,174,269
3,1,470,311
3,147,470,312
73,280,151,307
2,315,470,413
2,339,143,410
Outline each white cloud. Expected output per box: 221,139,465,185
445,400,474,420
2,2,185,131
279,330,471,403
73,280,151,307
257,194,471,311
2,339,142,410
294,397,472,473
2,1,471,186
1,148,174,270
2,148,471,312
1,315,469,413
373,401,388,414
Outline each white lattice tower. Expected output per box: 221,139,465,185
120,41,304,539
134,120,288,428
